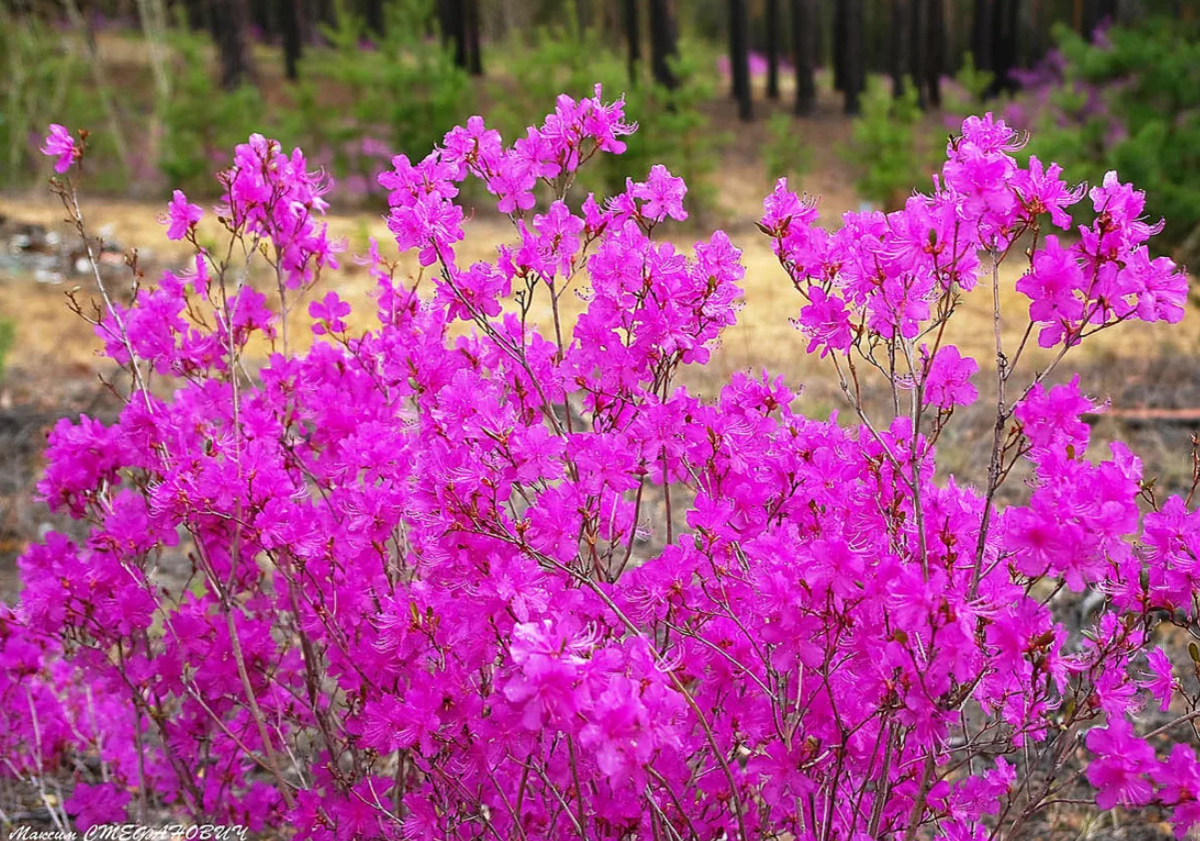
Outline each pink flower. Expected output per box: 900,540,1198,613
632,164,688,222
1013,376,1094,453
1085,720,1157,809
40,124,76,173
924,346,979,409
163,190,203,240
308,291,351,335
796,287,853,357
64,782,131,830
1143,647,1175,712
1011,156,1084,229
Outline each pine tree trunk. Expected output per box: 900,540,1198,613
281,0,302,79
440,0,468,69
926,0,944,107
365,0,384,36
990,0,1019,94
791,0,815,115
910,0,928,107
648,0,678,89
625,0,640,82
766,0,780,99
890,0,908,99
842,0,865,114
465,0,482,75
184,0,208,31
730,0,753,120
212,0,258,90
833,0,846,91
972,0,993,69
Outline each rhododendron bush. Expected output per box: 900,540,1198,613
4,94,1199,840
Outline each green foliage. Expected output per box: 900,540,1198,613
159,29,267,195
1020,18,1200,251
0,13,121,190
281,0,473,180
849,79,926,210
487,13,722,214
0,318,13,381
763,112,812,185
950,52,994,107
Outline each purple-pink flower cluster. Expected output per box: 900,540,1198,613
10,100,1200,840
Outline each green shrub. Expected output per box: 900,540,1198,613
763,111,812,185
0,12,122,191
276,0,472,199
1018,18,1200,252
0,318,14,381
159,29,267,195
848,78,926,210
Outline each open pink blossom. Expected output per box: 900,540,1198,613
40,123,76,173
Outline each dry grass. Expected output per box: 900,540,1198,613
2,190,1196,408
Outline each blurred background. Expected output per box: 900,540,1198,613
1,0,1199,612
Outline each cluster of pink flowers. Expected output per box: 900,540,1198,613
10,100,1197,839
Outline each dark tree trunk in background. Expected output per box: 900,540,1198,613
765,0,780,99
910,0,928,107
890,0,908,99
364,0,384,36
841,0,865,114
648,0,678,89
990,0,1020,94
249,0,270,38
833,0,846,91
1084,0,1117,35
972,0,993,69
1082,0,1096,36
791,0,815,114
280,0,302,79
465,0,482,75
183,0,208,31
926,0,944,107
440,0,469,69
212,0,258,90
729,0,753,121
624,0,640,82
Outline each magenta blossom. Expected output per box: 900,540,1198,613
40,123,77,173
163,190,204,240
924,345,979,409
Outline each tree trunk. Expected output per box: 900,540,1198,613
212,0,258,90
791,0,815,115
364,0,384,37
250,0,270,38
910,0,928,107
833,0,846,91
766,0,780,99
972,0,993,69
465,0,482,75
183,0,208,31
841,0,865,114
926,0,944,107
440,0,469,69
648,0,678,89
281,0,302,80
625,0,640,83
729,0,753,120
990,0,1019,94
890,0,908,99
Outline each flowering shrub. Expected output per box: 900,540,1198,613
5,94,1199,840
998,16,1200,252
